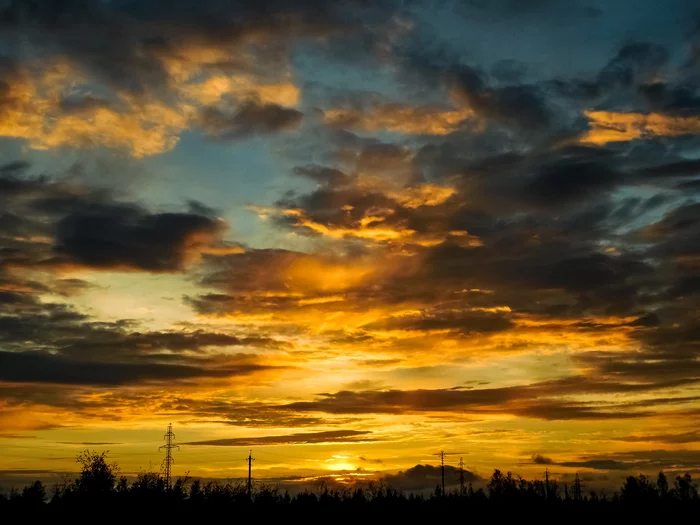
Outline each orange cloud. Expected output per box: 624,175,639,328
325,104,473,135
0,46,301,157
390,184,456,208
0,62,188,157
286,258,377,293
285,210,481,248
581,110,700,144
181,75,300,107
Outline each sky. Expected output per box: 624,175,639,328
1,0,700,494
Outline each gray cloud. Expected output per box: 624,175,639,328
0,350,275,386
184,430,374,446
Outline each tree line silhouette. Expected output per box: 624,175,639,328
1,451,698,519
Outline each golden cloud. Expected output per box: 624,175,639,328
181,75,300,107
581,110,700,144
389,184,456,209
324,103,473,135
0,46,301,157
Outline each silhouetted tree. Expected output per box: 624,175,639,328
657,471,668,498
673,473,697,501
621,474,657,503
73,450,118,496
20,481,45,508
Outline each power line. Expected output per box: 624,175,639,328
159,423,179,489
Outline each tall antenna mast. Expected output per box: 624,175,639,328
159,423,179,488
432,450,466,496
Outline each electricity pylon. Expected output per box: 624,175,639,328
433,451,466,496
159,423,179,488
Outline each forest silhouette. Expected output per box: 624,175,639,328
1,450,698,519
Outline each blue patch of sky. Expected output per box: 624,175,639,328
137,130,318,248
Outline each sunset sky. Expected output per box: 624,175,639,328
2,0,700,493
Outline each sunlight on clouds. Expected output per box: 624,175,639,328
324,104,473,135
36,100,188,158
581,110,700,144
0,43,301,157
286,258,376,292
182,75,300,107
282,208,481,248
0,62,188,157
390,184,456,208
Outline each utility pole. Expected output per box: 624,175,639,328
247,450,255,500
432,450,466,496
545,468,550,499
458,457,466,496
159,423,179,489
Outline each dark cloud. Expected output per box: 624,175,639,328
558,459,628,471
531,454,553,465
279,376,689,420
198,103,303,139
537,450,700,473
382,464,481,492
364,309,513,335
55,207,225,272
612,431,700,444
0,170,232,273
0,0,399,93
525,160,620,207
293,165,354,187
638,82,700,117
0,350,275,386
184,430,374,446
447,64,553,132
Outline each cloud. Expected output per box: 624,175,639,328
363,308,514,335
197,103,303,139
382,464,481,492
55,207,228,272
3,9,700,482
0,57,187,157
279,376,699,420
581,110,700,144
0,170,238,273
325,102,473,135
445,64,553,132
531,454,553,465
0,0,399,155
611,431,700,444
532,450,700,472
184,430,374,446
558,459,628,471
0,350,276,386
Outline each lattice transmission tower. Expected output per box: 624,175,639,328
433,450,466,496
159,423,179,488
